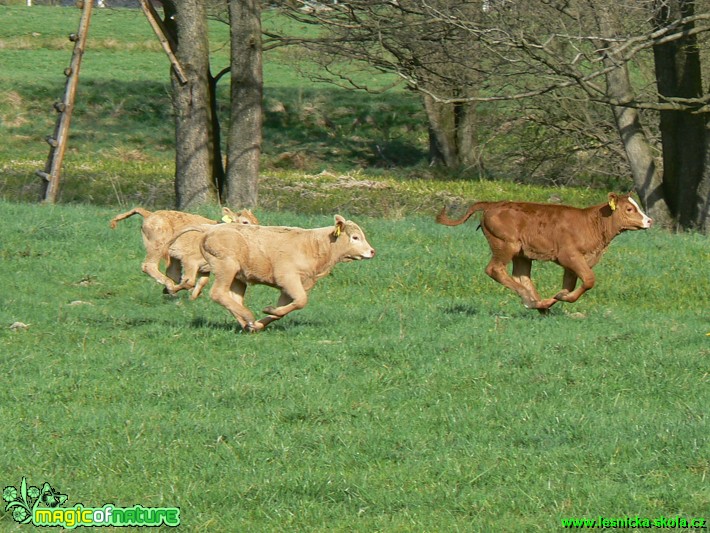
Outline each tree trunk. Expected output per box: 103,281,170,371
225,0,262,209
652,0,708,231
424,94,458,167
164,0,217,210
697,127,710,233
593,7,673,226
455,100,481,172
423,95,479,171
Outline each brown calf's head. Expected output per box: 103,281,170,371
333,214,376,260
608,193,653,231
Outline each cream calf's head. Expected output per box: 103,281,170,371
332,215,376,261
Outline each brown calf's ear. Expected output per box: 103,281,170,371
333,215,346,238
607,193,619,212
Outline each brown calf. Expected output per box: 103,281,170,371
110,206,257,292
436,193,652,311
201,215,375,332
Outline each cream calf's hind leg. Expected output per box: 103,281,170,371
209,262,256,330
190,274,211,300
142,253,178,293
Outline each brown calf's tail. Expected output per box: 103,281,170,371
109,207,153,229
436,203,486,226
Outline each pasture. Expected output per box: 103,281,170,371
1,200,708,530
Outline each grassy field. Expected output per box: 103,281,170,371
0,201,708,530
0,4,431,208
1,4,709,531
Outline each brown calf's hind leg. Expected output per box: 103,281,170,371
512,257,557,313
486,255,555,310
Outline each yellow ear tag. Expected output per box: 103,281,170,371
334,226,341,238
221,215,234,223
609,198,617,211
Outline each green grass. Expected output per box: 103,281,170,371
1,200,708,530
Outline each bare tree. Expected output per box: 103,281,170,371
277,0,710,230
273,1,486,171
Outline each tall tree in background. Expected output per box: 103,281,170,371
225,0,262,209
278,1,484,171
591,4,672,227
162,0,218,209
279,0,710,231
651,0,709,230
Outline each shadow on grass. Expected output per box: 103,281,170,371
188,315,324,332
442,302,568,319
443,303,480,317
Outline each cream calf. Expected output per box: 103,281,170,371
201,215,375,332
110,206,257,293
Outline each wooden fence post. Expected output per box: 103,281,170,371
38,1,93,204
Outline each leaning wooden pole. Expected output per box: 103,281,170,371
139,0,187,84
38,1,93,203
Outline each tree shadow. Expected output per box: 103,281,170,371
443,303,479,317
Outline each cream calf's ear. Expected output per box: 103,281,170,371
239,209,259,225
333,215,346,238
221,207,236,223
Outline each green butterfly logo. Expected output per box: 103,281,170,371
3,478,67,524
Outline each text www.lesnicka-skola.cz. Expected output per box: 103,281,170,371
561,516,707,529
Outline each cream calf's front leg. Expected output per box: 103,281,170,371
251,292,290,330
262,276,308,319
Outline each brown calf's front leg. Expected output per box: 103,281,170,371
512,257,543,302
553,256,595,303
